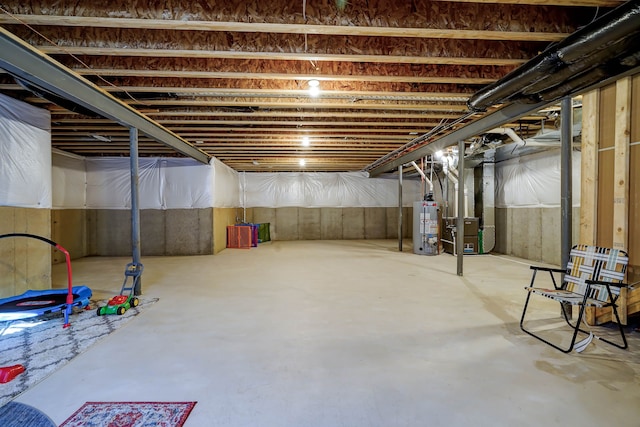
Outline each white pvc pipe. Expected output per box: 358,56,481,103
487,127,525,147
410,161,433,192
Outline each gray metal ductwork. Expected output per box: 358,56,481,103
468,1,640,112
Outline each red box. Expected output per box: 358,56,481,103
227,226,252,249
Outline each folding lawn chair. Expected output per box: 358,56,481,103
520,244,629,353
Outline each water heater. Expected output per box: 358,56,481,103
413,200,438,255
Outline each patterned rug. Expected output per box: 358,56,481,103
0,297,158,407
60,401,197,427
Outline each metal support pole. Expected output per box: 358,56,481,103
398,164,403,252
560,97,573,269
560,97,573,318
456,140,465,276
130,127,142,295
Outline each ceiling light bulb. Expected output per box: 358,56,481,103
302,136,310,147
299,159,306,166
308,79,320,87
309,86,320,97
435,150,443,159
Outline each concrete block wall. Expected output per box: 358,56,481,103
494,207,580,265
0,206,51,297
85,208,214,257
252,207,412,241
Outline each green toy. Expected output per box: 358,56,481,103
97,263,143,316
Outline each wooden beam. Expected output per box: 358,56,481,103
54,110,465,119
37,46,526,67
53,136,414,144
613,76,631,325
0,15,567,42
51,119,442,127
613,76,631,251
52,127,433,135
74,68,495,85
105,88,470,102
580,89,599,246
0,84,471,101
116,100,471,112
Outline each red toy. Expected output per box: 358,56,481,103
0,364,25,383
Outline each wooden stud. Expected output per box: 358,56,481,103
580,89,599,246
613,77,631,251
613,77,631,324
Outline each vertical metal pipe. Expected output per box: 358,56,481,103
561,97,573,269
443,163,449,218
242,171,247,223
560,96,573,318
456,140,465,276
130,127,142,294
398,164,403,251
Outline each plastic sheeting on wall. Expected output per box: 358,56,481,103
52,151,87,208
79,156,240,209
211,157,240,208
496,149,581,208
242,171,422,208
85,157,212,209
0,94,52,208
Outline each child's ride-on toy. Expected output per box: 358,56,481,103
97,262,143,316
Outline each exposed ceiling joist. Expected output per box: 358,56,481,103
36,46,527,67
0,15,567,41
0,0,614,172
72,69,496,85
0,27,210,164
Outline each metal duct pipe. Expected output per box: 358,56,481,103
468,1,640,112
523,34,640,99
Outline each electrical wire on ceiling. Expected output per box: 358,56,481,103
0,5,148,106
364,112,474,172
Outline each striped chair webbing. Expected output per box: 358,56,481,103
564,245,628,303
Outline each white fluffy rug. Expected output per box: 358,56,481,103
0,298,157,407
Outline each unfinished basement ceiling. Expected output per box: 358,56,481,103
0,0,624,172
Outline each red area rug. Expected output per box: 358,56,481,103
60,401,197,427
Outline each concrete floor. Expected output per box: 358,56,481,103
15,240,640,426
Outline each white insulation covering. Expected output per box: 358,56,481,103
496,149,581,208
52,151,87,208
79,156,239,209
211,157,240,208
242,171,421,208
0,94,52,208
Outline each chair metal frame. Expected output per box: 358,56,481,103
520,245,628,353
